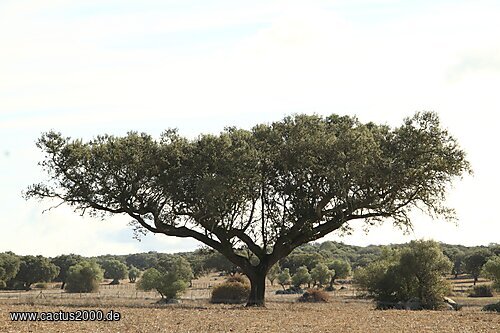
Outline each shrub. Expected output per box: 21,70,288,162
353,240,452,310
277,268,291,290
482,301,500,312
137,257,193,301
101,259,128,285
310,263,333,288
226,273,249,285
137,267,188,300
292,266,311,288
297,289,329,303
65,261,103,293
16,255,59,290
128,266,141,283
468,285,494,297
482,256,500,290
210,282,250,304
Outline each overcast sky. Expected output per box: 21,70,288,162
1,0,499,257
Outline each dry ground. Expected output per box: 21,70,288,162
1,274,499,332
1,298,499,333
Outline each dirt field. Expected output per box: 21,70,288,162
1,275,499,332
1,298,499,333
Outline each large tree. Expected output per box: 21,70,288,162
0,252,21,289
25,112,470,306
101,259,129,285
15,255,59,290
52,254,83,289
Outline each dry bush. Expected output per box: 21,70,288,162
210,282,250,304
297,289,329,303
225,274,249,285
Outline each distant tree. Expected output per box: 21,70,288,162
101,259,128,285
0,252,20,289
310,263,333,288
482,256,500,290
183,252,207,279
128,266,141,283
451,251,466,278
15,256,59,290
203,252,237,274
465,250,492,285
327,259,352,286
266,264,280,286
277,268,291,290
52,254,83,289
65,261,104,293
319,241,337,252
137,256,193,301
26,112,471,306
125,252,159,271
137,268,162,293
280,253,324,275
354,240,452,310
292,266,311,289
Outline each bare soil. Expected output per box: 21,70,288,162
1,274,499,332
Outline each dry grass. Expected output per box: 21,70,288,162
1,297,499,333
1,274,499,332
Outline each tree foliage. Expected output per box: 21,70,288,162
101,259,128,284
328,259,351,283
465,250,492,285
292,266,311,288
354,240,452,309
15,255,59,290
65,261,104,293
128,266,141,283
482,256,500,290
266,264,280,286
25,112,471,306
137,256,193,300
277,268,291,290
51,254,83,289
310,263,332,287
0,252,20,289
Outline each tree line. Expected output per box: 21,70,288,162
1,241,498,295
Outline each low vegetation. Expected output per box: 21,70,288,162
65,261,104,293
354,240,452,310
297,289,329,303
136,256,193,302
469,285,494,297
210,282,251,304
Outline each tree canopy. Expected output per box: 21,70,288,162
65,260,104,293
26,112,470,306
0,252,20,289
101,259,128,284
15,255,59,290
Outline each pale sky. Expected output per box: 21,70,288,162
1,0,499,257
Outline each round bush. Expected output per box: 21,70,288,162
210,282,250,304
297,289,329,303
65,261,103,293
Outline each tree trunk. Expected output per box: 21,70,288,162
61,281,66,290
246,272,267,307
